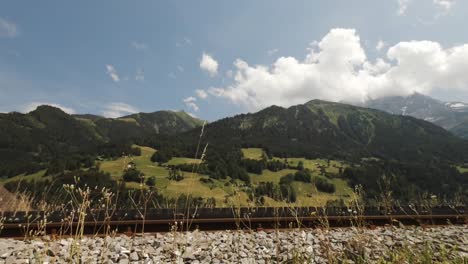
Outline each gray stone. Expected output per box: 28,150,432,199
118,259,129,264
120,247,130,255
239,251,247,258
181,247,195,260
129,251,139,261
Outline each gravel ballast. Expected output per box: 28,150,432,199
0,225,467,263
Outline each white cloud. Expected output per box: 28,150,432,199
267,49,279,56
433,0,455,11
131,41,148,51
183,96,199,111
22,102,75,114
102,102,139,118
135,68,144,82
195,89,208,99
397,0,410,15
177,65,184,72
186,112,198,118
183,96,196,103
168,73,176,79
207,28,468,112
200,53,219,77
0,17,18,38
105,64,120,82
376,40,386,51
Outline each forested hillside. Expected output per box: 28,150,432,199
0,105,203,178
160,100,468,162
147,100,468,203
1,101,467,205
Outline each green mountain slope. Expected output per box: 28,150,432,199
153,100,467,203
0,106,204,178
176,99,468,163
451,121,468,139
2,101,467,204
75,110,204,142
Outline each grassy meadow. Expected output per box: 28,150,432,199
241,148,264,160
1,145,357,207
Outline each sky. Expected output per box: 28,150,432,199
1,0,468,121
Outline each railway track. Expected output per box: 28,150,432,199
1,206,466,238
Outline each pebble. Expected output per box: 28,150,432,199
0,226,466,263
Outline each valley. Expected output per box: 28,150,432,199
1,145,355,207
1,99,468,209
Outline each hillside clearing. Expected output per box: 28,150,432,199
241,148,264,160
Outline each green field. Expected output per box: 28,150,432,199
0,169,49,184
250,169,298,184
249,168,353,206
241,148,264,160
100,146,168,177
273,157,347,175
98,146,252,206
1,145,355,207
457,165,468,174
164,157,201,166
291,178,353,206
256,178,353,207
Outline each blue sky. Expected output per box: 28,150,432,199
1,0,468,120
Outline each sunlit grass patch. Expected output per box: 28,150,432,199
250,169,298,184
116,117,139,123
164,157,202,166
160,173,229,206
0,169,49,185
273,157,347,174
456,165,468,173
99,145,167,178
290,178,353,206
241,148,264,160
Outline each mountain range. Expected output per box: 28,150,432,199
363,93,468,139
1,98,467,204
172,99,468,163
0,106,203,177
2,95,468,178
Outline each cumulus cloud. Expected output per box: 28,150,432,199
102,102,139,118
206,28,468,112
200,53,219,77
376,40,386,51
397,0,410,15
105,64,120,82
22,102,75,114
195,89,208,99
0,17,18,38
183,96,199,111
433,0,455,11
131,41,148,51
